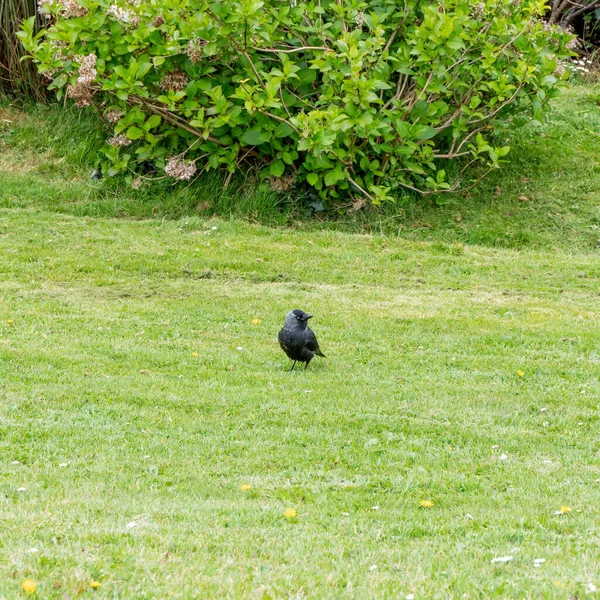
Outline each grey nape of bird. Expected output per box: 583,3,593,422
278,309,325,371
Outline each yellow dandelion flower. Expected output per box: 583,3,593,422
192,352,199,357
517,370,525,377
90,581,101,589
22,580,36,593
7,319,13,325
251,318,262,325
420,500,435,508
560,506,571,514
284,508,297,519
240,484,252,491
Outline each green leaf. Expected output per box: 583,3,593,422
144,115,161,130
274,122,294,138
241,130,270,146
282,151,297,165
126,126,144,140
414,126,437,141
356,112,374,127
324,167,346,187
269,160,285,177
306,172,319,186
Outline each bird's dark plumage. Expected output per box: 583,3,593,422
278,309,325,370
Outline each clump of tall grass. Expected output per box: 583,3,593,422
0,0,46,99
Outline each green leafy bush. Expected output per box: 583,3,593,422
19,0,571,203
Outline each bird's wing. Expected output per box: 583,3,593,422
306,328,325,356
278,329,293,356
278,329,288,349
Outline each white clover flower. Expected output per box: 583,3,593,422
491,555,513,563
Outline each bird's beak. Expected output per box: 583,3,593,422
304,313,313,320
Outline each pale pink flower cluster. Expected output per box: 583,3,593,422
105,110,124,124
186,39,207,64
38,0,88,19
472,2,485,19
107,4,140,26
76,53,97,85
159,69,189,92
107,134,132,147
165,157,197,180
67,82,92,107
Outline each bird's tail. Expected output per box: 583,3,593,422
316,350,325,357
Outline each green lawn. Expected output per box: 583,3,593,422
1,83,600,598
1,208,599,598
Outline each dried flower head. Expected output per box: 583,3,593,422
472,2,485,19
159,69,189,92
38,0,88,18
62,0,88,17
355,10,365,27
107,4,139,26
267,174,296,192
37,0,53,13
186,39,207,64
107,134,131,147
49,39,69,57
131,176,143,189
153,15,165,26
105,109,123,124
553,62,566,77
165,156,197,180
67,81,93,107
76,53,97,85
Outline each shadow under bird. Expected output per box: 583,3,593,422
278,309,325,371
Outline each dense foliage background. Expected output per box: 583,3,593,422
0,0,47,99
19,0,571,203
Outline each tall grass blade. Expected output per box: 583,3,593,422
0,0,47,99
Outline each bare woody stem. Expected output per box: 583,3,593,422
347,176,377,203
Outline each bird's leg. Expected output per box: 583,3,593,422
304,361,310,370
290,361,296,371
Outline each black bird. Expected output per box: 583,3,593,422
278,309,325,371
